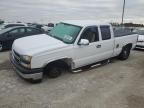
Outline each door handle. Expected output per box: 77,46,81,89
96,45,101,48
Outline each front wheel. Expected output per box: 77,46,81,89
47,65,63,78
118,46,131,60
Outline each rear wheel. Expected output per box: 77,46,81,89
118,45,131,60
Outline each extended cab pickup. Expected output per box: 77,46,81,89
10,20,138,82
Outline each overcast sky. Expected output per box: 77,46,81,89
0,0,144,24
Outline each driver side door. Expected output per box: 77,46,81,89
73,26,103,68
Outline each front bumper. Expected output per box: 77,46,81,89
10,53,43,80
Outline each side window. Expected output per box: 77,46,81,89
5,24,14,28
9,28,25,35
9,29,19,34
32,28,41,34
18,28,25,33
27,28,33,33
100,26,111,40
26,28,41,34
81,27,99,43
5,24,24,28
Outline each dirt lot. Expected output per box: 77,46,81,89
0,50,144,108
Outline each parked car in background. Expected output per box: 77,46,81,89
0,26,44,51
10,20,138,82
136,30,144,49
27,23,55,32
41,23,55,32
0,23,27,30
0,20,4,25
28,23,43,28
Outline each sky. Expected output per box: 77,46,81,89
0,0,144,24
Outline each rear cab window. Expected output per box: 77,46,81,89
100,26,111,40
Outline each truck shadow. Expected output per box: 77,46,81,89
134,48,144,52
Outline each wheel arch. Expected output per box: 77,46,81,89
43,58,74,72
123,43,133,49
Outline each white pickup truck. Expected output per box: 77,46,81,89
10,20,138,82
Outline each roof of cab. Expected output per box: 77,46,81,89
62,20,110,27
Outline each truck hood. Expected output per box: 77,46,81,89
138,35,144,42
12,34,68,55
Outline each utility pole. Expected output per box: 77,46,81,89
121,0,126,26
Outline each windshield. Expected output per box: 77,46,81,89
48,23,82,43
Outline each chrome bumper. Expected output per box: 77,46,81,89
15,68,43,80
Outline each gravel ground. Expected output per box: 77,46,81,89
0,50,144,108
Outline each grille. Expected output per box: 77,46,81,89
13,50,21,63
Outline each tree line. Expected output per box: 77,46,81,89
111,22,144,27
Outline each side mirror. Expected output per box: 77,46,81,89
79,39,89,46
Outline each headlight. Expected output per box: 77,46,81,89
20,55,32,69
20,55,32,64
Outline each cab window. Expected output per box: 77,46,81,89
100,26,111,40
80,27,99,43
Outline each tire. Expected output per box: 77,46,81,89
0,42,3,51
118,45,131,60
47,64,63,78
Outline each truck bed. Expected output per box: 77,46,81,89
113,27,137,37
